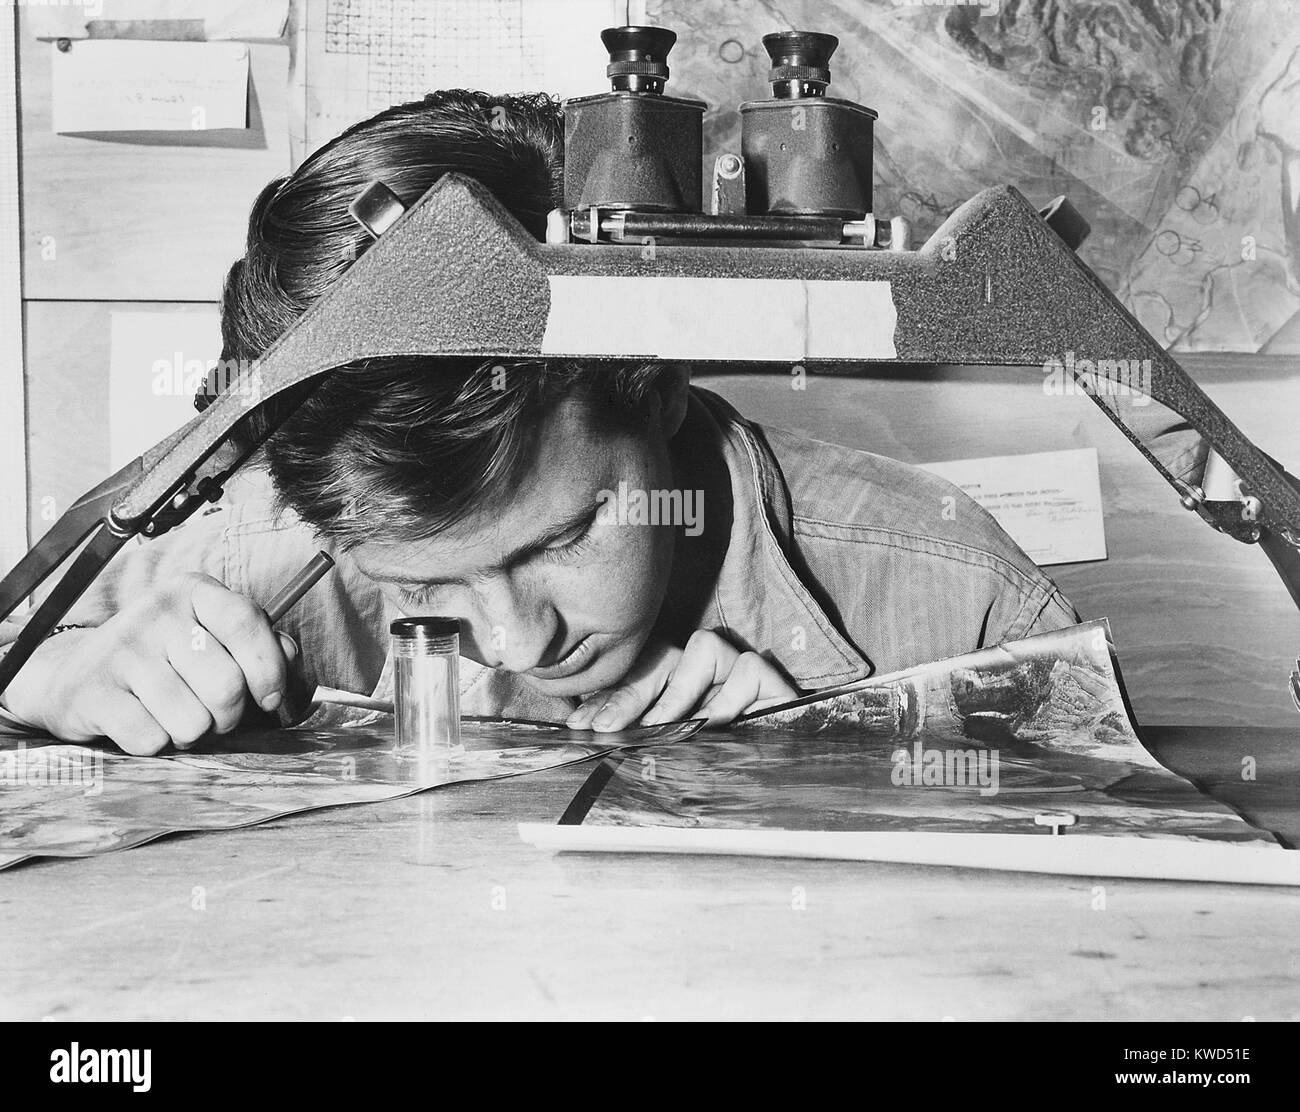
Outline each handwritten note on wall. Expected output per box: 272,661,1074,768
920,448,1107,567
51,40,249,133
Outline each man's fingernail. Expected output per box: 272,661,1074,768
261,692,282,712
590,703,614,729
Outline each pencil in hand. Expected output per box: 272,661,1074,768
262,551,335,726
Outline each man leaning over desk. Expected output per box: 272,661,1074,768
3,90,1200,753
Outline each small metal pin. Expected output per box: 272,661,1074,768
1034,812,1077,836
888,216,911,252
842,215,875,243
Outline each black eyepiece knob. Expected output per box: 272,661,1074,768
602,25,677,93
763,30,838,98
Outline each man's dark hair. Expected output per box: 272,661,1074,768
199,89,667,549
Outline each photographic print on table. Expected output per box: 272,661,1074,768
0,716,703,870
565,621,1278,846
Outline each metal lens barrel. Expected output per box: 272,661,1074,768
562,25,705,213
740,29,877,218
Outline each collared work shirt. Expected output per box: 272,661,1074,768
1,387,1078,725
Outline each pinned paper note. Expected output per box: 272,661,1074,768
51,40,249,132
27,0,289,42
920,448,1107,566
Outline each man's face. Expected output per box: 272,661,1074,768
349,391,678,699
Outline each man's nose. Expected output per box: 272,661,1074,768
471,574,557,673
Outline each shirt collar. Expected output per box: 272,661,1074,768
689,387,873,688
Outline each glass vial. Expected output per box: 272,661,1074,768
391,617,462,757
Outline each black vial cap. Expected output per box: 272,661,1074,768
391,617,462,637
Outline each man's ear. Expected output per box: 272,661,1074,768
654,363,692,438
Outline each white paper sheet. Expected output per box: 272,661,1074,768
920,447,1107,566
51,39,250,132
519,825,1300,886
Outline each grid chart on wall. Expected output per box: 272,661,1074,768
297,0,632,162
325,0,544,111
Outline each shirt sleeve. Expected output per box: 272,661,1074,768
0,503,239,727
2,501,253,651
1001,580,1082,641
0,493,389,717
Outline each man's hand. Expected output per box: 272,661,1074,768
1,573,304,755
566,629,799,731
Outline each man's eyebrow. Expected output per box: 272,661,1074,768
357,502,601,588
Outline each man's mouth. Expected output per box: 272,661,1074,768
526,635,597,681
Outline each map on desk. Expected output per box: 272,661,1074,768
543,620,1295,881
0,718,702,871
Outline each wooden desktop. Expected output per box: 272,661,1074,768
2,723,1296,1021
